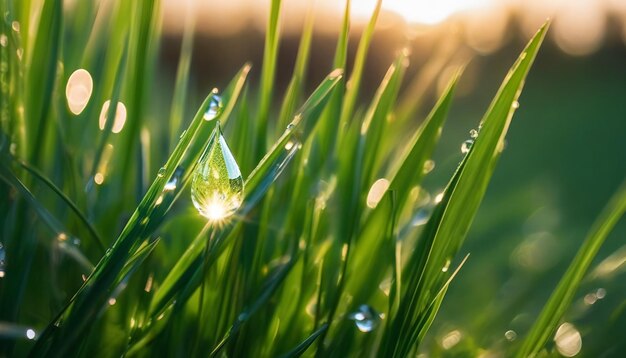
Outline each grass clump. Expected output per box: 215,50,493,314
0,0,624,357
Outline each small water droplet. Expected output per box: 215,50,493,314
286,123,295,130
203,94,223,121
26,329,35,340
442,258,451,272
411,208,431,226
461,139,473,154
191,121,244,220
157,167,166,178
512,101,520,109
164,166,184,191
505,330,517,341
422,160,435,174
0,34,7,47
469,129,478,139
348,305,382,332
11,21,20,32
16,48,23,60
596,288,606,299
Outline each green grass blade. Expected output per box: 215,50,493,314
337,0,381,133
516,180,626,357
276,2,315,131
256,0,282,157
15,159,105,253
382,21,549,357
168,1,196,151
279,323,329,358
25,0,62,167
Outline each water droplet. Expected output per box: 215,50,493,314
164,166,184,191
203,94,223,121
328,68,343,80
555,323,582,357
434,191,444,204
108,298,117,305
66,69,93,115
512,100,520,109
9,142,16,155
286,123,295,130
11,21,19,32
16,48,23,60
461,139,473,154
505,330,517,341
26,329,35,340
0,34,7,47
157,167,166,178
348,305,381,332
422,159,435,174
596,288,606,299
441,258,451,272
469,129,478,139
411,208,430,226
191,121,244,220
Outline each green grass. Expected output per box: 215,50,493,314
0,0,625,357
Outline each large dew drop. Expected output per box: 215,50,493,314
348,304,382,332
191,121,243,221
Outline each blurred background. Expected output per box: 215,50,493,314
73,0,626,355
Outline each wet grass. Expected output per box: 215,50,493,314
0,0,625,357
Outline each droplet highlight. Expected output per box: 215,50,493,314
203,94,223,121
191,122,244,220
348,304,382,332
461,139,473,154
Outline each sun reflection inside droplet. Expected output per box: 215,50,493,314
99,100,127,133
366,178,390,208
66,69,93,115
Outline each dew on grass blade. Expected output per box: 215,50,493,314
411,208,431,226
441,330,462,349
66,69,93,115
203,91,223,121
0,34,7,47
348,305,382,332
505,330,517,341
469,128,479,139
461,139,473,154
191,121,244,221
422,159,435,174
26,329,35,340
164,166,184,191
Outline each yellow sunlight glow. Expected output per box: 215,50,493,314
350,0,492,24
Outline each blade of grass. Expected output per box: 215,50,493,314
14,158,105,254
516,180,626,357
279,323,329,358
168,0,196,151
256,0,282,158
381,21,550,357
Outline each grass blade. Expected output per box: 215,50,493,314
516,180,626,357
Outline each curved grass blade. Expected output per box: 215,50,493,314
516,180,626,357
15,159,105,254
209,257,297,356
381,21,550,357
278,323,329,358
